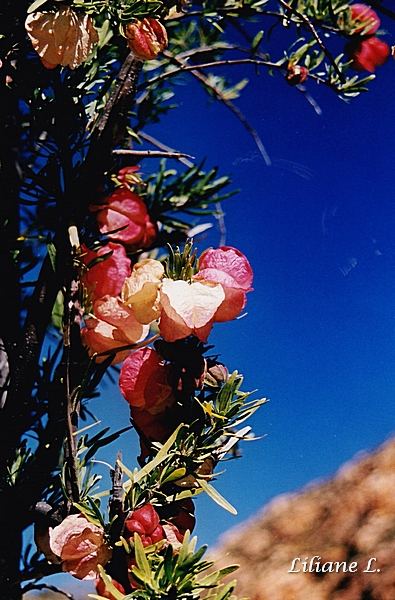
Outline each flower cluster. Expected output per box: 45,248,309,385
25,9,167,69
344,4,390,72
122,246,253,344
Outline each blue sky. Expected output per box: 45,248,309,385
29,10,395,598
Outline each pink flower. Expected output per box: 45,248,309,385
346,35,390,72
49,514,112,581
122,259,164,324
81,296,149,364
25,6,98,69
90,187,157,251
349,4,380,35
125,18,168,61
119,347,174,412
124,504,164,547
195,246,253,322
80,243,131,300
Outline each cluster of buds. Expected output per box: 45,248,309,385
344,3,389,72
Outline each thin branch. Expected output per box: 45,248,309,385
138,132,195,167
113,149,195,159
160,52,272,166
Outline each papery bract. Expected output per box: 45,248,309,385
125,18,168,60
159,279,225,342
90,187,156,250
194,246,253,322
122,259,164,324
119,347,174,412
81,296,149,364
49,514,112,580
349,4,380,34
25,6,98,69
81,243,131,300
346,35,390,71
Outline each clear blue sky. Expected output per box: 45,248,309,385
36,11,395,598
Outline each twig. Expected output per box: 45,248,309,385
138,132,195,167
113,149,195,159
160,52,272,166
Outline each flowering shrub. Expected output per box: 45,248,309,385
49,514,112,580
5,0,393,598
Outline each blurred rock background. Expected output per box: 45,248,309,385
210,436,395,600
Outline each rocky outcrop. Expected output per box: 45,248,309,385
211,437,395,600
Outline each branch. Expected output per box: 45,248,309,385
160,52,272,165
138,132,195,167
113,149,195,159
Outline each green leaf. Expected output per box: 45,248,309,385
251,30,264,55
199,480,237,514
133,533,151,579
47,242,57,273
27,0,49,13
93,566,125,600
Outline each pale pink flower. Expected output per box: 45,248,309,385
49,514,112,580
81,296,149,364
159,279,225,342
25,6,98,69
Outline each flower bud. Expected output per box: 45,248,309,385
286,64,309,86
125,18,168,61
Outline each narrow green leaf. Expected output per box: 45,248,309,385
27,0,49,13
199,480,237,514
134,533,151,578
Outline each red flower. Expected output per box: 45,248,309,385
80,242,131,300
95,576,125,600
90,187,156,251
124,504,165,547
171,499,196,536
119,347,174,412
125,19,168,61
349,4,380,35
346,35,390,72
